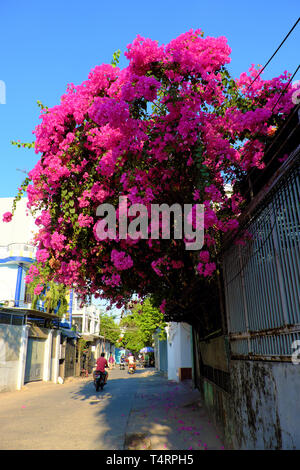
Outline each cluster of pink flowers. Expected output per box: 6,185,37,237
121,74,161,102
33,284,44,296
102,273,121,287
7,29,294,315
25,265,40,284
2,212,12,223
77,214,94,228
196,262,217,277
36,249,50,263
111,250,134,270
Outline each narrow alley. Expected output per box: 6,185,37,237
0,367,224,451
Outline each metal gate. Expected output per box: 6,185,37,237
64,340,76,378
25,338,45,382
223,153,300,360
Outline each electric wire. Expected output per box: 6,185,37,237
271,64,300,113
247,17,300,90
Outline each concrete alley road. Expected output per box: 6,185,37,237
0,368,225,450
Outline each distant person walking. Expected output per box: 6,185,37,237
108,354,115,369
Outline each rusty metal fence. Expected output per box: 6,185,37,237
223,150,300,361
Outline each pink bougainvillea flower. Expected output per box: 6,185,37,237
34,284,44,296
9,28,293,318
2,212,12,223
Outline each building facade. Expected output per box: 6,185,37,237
0,197,104,390
165,322,193,382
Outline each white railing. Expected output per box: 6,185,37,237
0,243,36,260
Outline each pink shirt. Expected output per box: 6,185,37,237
96,357,108,372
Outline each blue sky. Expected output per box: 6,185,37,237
0,1,299,198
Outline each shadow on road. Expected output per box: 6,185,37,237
0,368,224,451
67,368,162,449
65,369,224,451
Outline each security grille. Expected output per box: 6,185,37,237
223,152,300,360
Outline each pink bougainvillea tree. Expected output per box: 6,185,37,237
6,29,295,321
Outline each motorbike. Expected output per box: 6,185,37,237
128,363,136,374
93,371,106,391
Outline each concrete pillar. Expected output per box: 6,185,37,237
166,323,179,382
190,325,195,386
68,289,73,326
14,264,23,307
43,329,53,382
16,325,29,390
52,330,61,383
82,308,86,334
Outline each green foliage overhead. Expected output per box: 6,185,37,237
118,315,143,352
99,313,121,345
119,297,166,352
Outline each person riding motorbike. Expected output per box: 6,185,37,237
94,352,109,384
128,354,136,372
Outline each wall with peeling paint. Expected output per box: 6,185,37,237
200,359,300,449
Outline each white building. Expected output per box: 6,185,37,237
70,298,101,336
0,197,36,308
165,322,193,382
0,197,103,390
0,197,102,335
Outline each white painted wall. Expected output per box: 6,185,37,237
166,322,192,382
0,265,18,304
0,324,25,392
51,331,61,383
43,330,53,382
16,325,29,390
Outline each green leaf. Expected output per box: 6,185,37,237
111,49,121,68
